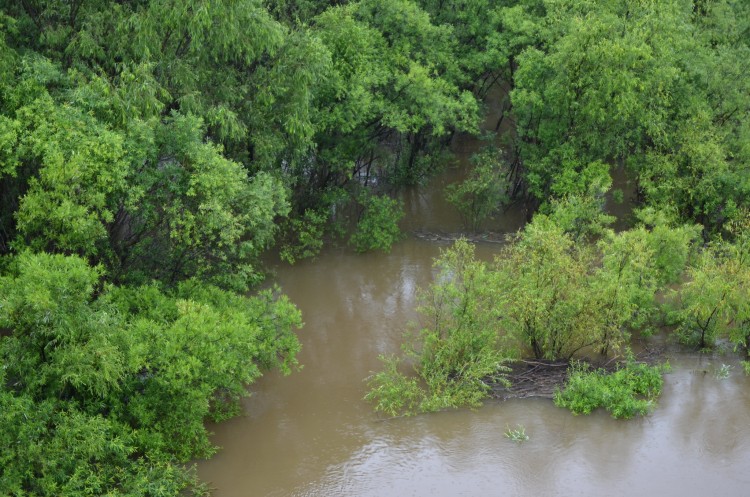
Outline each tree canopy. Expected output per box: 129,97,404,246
1,0,750,492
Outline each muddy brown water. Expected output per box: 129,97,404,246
199,202,750,497
198,92,750,496
198,237,750,496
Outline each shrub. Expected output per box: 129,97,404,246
350,193,404,253
445,147,509,231
280,208,327,264
365,241,510,416
504,424,529,443
554,361,664,419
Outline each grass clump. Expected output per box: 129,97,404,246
715,363,733,379
554,360,664,419
504,424,529,443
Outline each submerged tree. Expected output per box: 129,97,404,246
671,219,750,349
495,217,599,360
366,213,698,415
446,147,511,231
366,240,510,416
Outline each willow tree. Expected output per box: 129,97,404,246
495,208,697,359
498,0,750,232
0,4,310,494
494,217,600,359
672,221,750,349
366,240,510,417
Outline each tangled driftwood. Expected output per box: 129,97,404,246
489,345,666,401
491,360,570,400
412,230,507,244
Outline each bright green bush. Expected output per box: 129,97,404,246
350,193,405,253
280,208,328,263
554,361,664,419
0,252,302,494
365,241,510,416
364,356,424,417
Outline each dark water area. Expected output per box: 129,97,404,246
198,87,750,496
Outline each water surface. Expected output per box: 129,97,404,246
198,86,750,497
199,238,750,497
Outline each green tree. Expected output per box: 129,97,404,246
312,0,478,187
496,211,696,359
349,193,405,253
0,251,302,494
446,147,510,231
0,4,297,289
592,228,663,355
365,240,510,416
671,225,750,349
112,113,290,291
634,207,700,284
0,0,489,262
545,181,615,242
672,248,733,349
495,216,600,359
11,94,129,260
500,0,750,232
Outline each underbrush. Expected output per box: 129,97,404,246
554,361,666,419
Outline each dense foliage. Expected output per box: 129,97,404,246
0,0,500,492
365,0,750,418
0,252,301,494
366,217,692,416
506,0,750,232
669,218,750,349
1,0,749,492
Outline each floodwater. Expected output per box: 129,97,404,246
198,239,750,496
197,90,750,496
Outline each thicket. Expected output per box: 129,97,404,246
1,0,749,494
365,214,693,417
366,0,750,419
0,0,501,492
366,214,749,417
554,361,666,419
0,252,301,494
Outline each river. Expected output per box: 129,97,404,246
198,91,750,497
198,240,750,496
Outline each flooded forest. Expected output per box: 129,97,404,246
1,1,749,496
